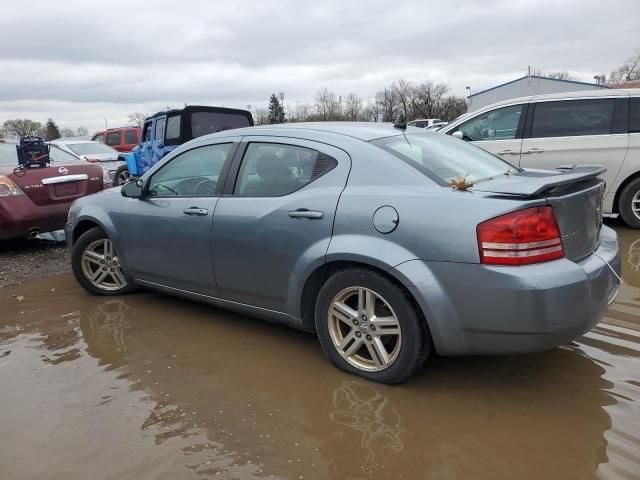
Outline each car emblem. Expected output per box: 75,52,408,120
58,167,68,175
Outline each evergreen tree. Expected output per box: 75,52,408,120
267,94,286,124
44,118,61,140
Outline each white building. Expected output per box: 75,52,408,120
467,74,610,111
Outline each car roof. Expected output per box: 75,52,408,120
473,88,636,111
207,122,411,142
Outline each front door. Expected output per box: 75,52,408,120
119,141,236,295
212,137,350,313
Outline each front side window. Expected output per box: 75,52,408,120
373,133,516,184
142,122,152,142
235,143,336,197
455,104,524,141
147,143,232,197
93,134,105,143
630,97,640,134
106,131,121,146
531,99,615,138
154,118,165,141
124,130,138,145
166,115,181,140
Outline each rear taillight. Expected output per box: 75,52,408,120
0,176,25,197
477,206,564,266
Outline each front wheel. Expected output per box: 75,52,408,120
71,227,134,296
618,177,640,229
315,268,431,384
114,165,132,186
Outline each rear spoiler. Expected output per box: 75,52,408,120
470,165,606,196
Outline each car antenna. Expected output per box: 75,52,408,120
394,121,414,149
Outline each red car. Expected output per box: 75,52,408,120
0,143,112,240
92,127,141,153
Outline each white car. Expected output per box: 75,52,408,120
425,122,448,131
49,139,126,184
439,89,640,227
407,118,442,128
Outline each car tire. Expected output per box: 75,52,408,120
71,227,135,296
618,177,640,229
114,165,132,186
314,268,431,384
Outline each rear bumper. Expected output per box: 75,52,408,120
0,196,69,240
392,225,621,356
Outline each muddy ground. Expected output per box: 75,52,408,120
0,237,69,288
0,222,639,479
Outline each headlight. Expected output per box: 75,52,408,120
102,167,112,185
0,176,26,197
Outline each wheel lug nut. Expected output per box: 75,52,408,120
366,334,372,341
370,325,376,331
110,268,114,272
361,314,367,321
355,331,362,337
103,267,107,271
353,319,359,326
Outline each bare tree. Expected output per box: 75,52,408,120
76,126,89,136
289,102,312,122
253,108,269,126
2,118,43,137
411,82,449,119
375,88,399,122
609,49,640,85
314,89,342,120
343,93,362,121
532,69,580,81
392,79,416,122
127,112,148,128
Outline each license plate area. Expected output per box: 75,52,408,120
54,182,79,196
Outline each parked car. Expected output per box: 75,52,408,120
0,142,112,240
50,139,128,185
123,105,253,180
407,118,442,128
66,123,620,384
439,89,640,227
92,127,141,153
425,122,448,131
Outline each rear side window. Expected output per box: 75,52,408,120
235,143,336,197
531,99,615,138
454,104,524,141
155,118,165,141
191,112,251,138
631,98,640,134
166,115,181,140
106,131,121,146
124,130,138,144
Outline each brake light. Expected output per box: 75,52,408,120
0,176,25,197
477,206,564,266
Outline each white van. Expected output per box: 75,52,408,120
439,89,640,227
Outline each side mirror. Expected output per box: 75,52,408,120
121,179,144,198
452,131,464,140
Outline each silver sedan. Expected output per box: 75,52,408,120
65,123,621,384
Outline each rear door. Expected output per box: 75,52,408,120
519,97,629,196
448,103,527,162
212,137,350,313
119,140,238,295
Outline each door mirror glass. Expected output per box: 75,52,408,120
121,180,143,198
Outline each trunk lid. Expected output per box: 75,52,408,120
472,166,605,262
8,164,104,206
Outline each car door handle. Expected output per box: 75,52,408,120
288,208,324,219
522,148,544,154
183,207,209,216
497,149,519,155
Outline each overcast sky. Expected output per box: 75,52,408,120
1,0,638,132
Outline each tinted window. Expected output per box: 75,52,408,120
373,133,515,184
531,99,615,138
154,118,165,141
235,143,335,197
455,104,523,141
93,134,105,143
142,122,152,142
631,97,640,134
147,144,231,197
191,112,251,138
124,130,138,144
166,115,181,139
106,131,121,146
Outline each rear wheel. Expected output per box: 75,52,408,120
114,165,132,186
315,268,431,384
618,177,640,229
71,227,134,296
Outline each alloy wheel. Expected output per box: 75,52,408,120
327,286,402,372
632,190,640,220
117,169,132,185
80,239,127,291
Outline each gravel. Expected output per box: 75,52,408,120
0,238,70,288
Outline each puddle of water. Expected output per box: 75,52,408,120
0,222,639,479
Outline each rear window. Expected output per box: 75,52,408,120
191,112,251,138
106,131,121,146
373,133,516,184
631,97,640,134
531,99,615,138
67,143,117,156
166,115,181,140
124,130,138,144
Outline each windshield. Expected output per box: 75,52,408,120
67,142,116,156
373,133,517,184
0,144,17,166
